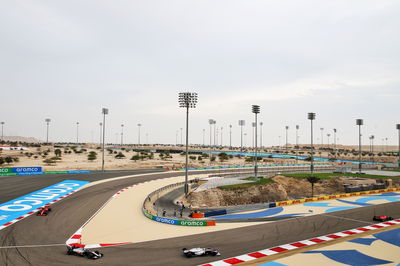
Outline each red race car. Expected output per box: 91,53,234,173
373,215,393,222
36,206,52,216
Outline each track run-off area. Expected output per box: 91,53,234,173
0,169,399,265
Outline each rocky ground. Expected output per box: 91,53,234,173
187,175,353,208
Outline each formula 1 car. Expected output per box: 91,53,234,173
373,215,393,222
67,245,103,260
182,247,220,258
36,206,51,216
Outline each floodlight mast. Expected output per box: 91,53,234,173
101,108,108,172
252,105,260,178
208,119,214,164
179,92,198,197
1,122,5,141
396,124,400,168
45,118,51,143
239,120,245,153
356,119,364,173
308,113,316,176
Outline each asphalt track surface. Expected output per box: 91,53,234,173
0,170,399,266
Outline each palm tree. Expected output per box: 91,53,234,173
307,176,320,197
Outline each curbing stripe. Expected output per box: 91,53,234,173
199,219,400,266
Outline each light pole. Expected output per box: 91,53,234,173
76,122,79,144
202,128,205,146
0,122,4,141
285,126,289,150
220,126,223,148
327,133,331,148
137,124,142,145
308,113,316,176
296,125,299,163
333,128,337,159
385,137,388,152
252,105,260,178
208,119,215,163
371,135,375,156
179,92,198,197
101,108,108,171
175,130,178,145
216,127,219,146
229,124,232,149
213,121,217,146
356,119,363,174
260,122,263,148
45,118,51,143
99,122,102,145
244,133,247,147
239,120,245,153
252,122,256,148
396,124,400,167
121,124,124,145
320,127,324,145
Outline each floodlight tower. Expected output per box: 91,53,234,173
239,120,245,153
45,118,51,143
308,113,316,175
260,122,264,148
121,124,124,145
252,105,260,178
229,124,232,149
333,128,337,159
285,126,289,150
396,124,400,167
101,108,109,171
76,122,79,144
356,119,364,173
179,92,198,197
320,127,324,145
208,119,215,163
137,124,142,145
0,122,4,141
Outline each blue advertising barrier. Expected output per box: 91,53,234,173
0,180,89,230
67,170,92,174
12,167,42,173
153,216,179,225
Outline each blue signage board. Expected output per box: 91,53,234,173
153,216,179,225
0,180,89,230
12,167,42,173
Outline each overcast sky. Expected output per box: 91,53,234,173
1,0,399,147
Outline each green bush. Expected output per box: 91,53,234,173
115,152,126,159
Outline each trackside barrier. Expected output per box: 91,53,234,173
142,179,217,226
205,187,400,217
204,209,227,217
142,209,216,226
166,163,332,171
275,187,400,207
0,168,92,176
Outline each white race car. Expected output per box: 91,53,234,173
67,245,103,260
182,247,220,258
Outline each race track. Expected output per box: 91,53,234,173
0,170,399,266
